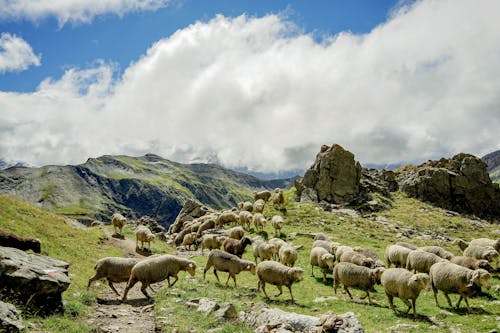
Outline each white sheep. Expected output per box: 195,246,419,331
272,188,284,207
253,241,278,263
226,226,245,240
385,245,412,268
87,257,140,296
238,211,253,229
252,213,267,232
253,199,266,214
380,268,430,316
463,245,499,268
256,260,304,302
269,237,288,260
195,215,217,237
279,244,298,267
450,256,493,271
452,238,469,251
253,190,272,202
111,213,127,235
238,201,254,212
395,241,418,250
429,261,491,311
353,246,385,268
121,254,196,301
216,211,239,227
271,215,284,236
332,262,385,304
469,238,500,252
339,250,375,268
182,232,198,250
335,245,354,262
135,225,155,250
203,249,256,286
312,240,338,255
310,247,335,281
200,234,226,255
406,250,447,274
419,246,454,260
314,233,331,241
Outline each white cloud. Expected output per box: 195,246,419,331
0,0,171,26
1,0,500,172
0,33,41,73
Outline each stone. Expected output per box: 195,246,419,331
168,200,212,234
0,246,70,315
0,301,24,333
196,298,220,315
213,303,237,321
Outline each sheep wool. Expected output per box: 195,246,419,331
333,262,385,304
203,249,256,287
256,260,304,302
87,257,140,296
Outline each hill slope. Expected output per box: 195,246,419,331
0,154,294,227
482,149,500,183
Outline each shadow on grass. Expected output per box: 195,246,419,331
313,276,333,285
438,306,492,315
393,311,437,323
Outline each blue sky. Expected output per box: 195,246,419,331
0,0,499,172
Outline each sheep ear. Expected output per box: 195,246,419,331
189,263,194,268
467,271,479,288
246,265,250,269
409,275,418,282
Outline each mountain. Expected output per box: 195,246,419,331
0,154,295,227
482,149,500,182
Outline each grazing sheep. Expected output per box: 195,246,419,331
380,268,430,316
395,242,418,250
216,211,239,227
87,257,140,296
450,256,493,271
269,237,288,260
254,241,278,263
122,254,196,301
406,250,447,273
252,213,267,232
335,245,354,261
332,262,385,304
111,213,127,235
271,215,284,236
353,246,385,268
0,229,41,253
463,245,499,267
253,199,266,214
238,201,254,212
135,225,155,250
312,240,338,255
223,236,252,258
453,238,469,251
419,246,454,260
200,234,226,255
227,226,245,240
182,232,198,250
429,261,491,311
203,249,256,286
310,247,335,281
196,216,217,237
279,244,298,267
272,188,284,207
253,190,272,202
469,238,500,252
339,250,375,268
256,261,304,302
385,245,412,268
314,233,331,241
239,211,253,229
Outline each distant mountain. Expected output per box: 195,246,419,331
482,150,500,182
0,154,295,227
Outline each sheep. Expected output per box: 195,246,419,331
122,254,196,301
269,237,288,259
182,232,198,250
271,215,284,236
312,240,338,255
469,238,500,252
314,233,331,241
216,211,239,227
135,225,155,250
385,245,412,268
253,241,278,263
238,201,254,212
419,246,454,260
405,250,446,274
353,246,385,268
272,188,284,207
223,236,252,258
253,199,266,214
203,249,256,287
335,245,354,261
87,257,140,296
256,260,304,302
239,211,253,229
380,268,430,316
463,245,499,267
395,242,418,250
279,244,298,267
450,256,493,271
310,247,335,281
453,238,469,251
332,262,385,304
195,216,217,237
200,234,226,255
253,190,272,202
429,261,491,311
111,213,127,235
0,229,41,253
252,213,267,232
339,250,375,268
226,226,245,240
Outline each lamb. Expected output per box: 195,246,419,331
380,268,430,316
463,245,499,267
256,260,304,302
312,240,338,255
253,199,266,214
0,229,41,253
182,232,198,250
122,254,196,301
419,246,454,260
239,211,253,229
332,262,385,304
429,261,491,311
271,215,284,236
385,245,412,268
406,250,447,273
395,242,418,250
253,241,278,263
216,211,239,227
279,244,298,267
203,249,256,287
226,226,245,240
111,213,127,235
469,238,500,252
135,225,155,250
238,201,254,212
87,257,140,296
450,256,493,271
339,250,375,268
253,190,272,202
314,233,331,241
252,213,267,232
310,247,335,281
223,236,252,258
200,234,226,255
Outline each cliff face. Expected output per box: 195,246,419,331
482,150,500,183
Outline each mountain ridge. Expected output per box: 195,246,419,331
482,149,500,182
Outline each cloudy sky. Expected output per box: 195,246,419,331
0,0,499,174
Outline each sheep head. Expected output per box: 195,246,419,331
371,267,385,285
290,267,304,282
410,273,430,291
476,259,493,271
246,262,256,275
186,261,197,277
468,269,491,289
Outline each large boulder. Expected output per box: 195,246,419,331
0,246,71,315
0,301,24,333
168,199,212,234
398,153,500,219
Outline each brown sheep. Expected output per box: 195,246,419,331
223,236,252,258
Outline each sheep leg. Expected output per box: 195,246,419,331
333,280,339,294
230,274,237,287
169,275,179,287
225,273,231,286
443,292,453,308
361,291,372,304
401,298,412,314
108,281,121,296
287,285,295,303
140,283,151,299
121,277,138,302
311,265,315,277
411,298,417,316
259,280,269,298
148,284,156,293
432,285,440,308
344,286,353,300
322,269,327,282
213,269,221,283
386,293,396,312
87,275,99,290
275,285,283,297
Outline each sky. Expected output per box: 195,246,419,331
0,0,499,174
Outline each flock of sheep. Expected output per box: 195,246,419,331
88,189,498,320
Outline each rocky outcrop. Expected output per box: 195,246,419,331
0,301,24,333
0,246,71,315
168,200,213,234
398,153,500,219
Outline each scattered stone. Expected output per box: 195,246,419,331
313,296,338,303
194,298,220,315
213,303,237,321
388,323,419,332
0,301,24,333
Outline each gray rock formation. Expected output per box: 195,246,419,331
0,246,71,315
398,153,500,219
0,301,24,333
168,200,212,234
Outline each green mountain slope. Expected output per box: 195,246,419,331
482,149,500,183
0,154,295,227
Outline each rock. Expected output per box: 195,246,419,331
0,246,70,315
195,298,220,315
0,301,24,332
213,303,237,321
168,200,212,234
388,323,419,332
135,215,166,234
